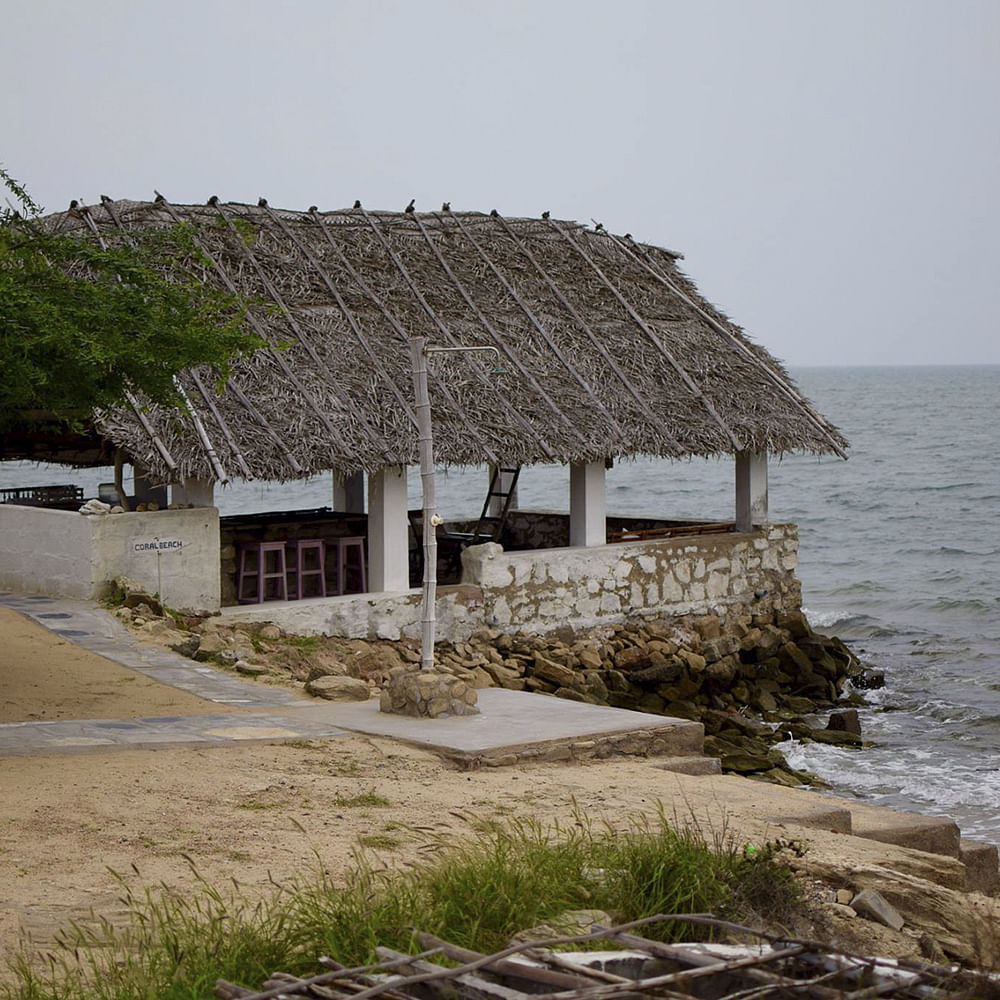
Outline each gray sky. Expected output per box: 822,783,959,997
3,0,998,366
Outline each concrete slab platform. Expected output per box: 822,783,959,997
289,690,705,767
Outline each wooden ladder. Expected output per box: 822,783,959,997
469,466,521,545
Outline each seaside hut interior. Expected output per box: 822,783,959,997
0,197,847,613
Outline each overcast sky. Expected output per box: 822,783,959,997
2,0,998,366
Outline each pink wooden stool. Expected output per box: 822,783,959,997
336,536,367,595
288,539,326,600
237,541,289,603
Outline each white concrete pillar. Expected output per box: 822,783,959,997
735,450,768,531
333,471,365,513
487,465,519,517
170,477,215,508
569,461,606,547
367,465,410,591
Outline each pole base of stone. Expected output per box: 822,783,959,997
379,666,480,718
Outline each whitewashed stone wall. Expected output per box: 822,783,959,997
461,525,800,634
0,505,220,612
226,583,483,642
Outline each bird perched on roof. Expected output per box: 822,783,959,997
441,202,450,211
541,211,550,220
490,209,498,217
207,195,219,206
258,197,268,207
353,200,362,209
405,199,415,213
308,205,318,213
594,221,604,232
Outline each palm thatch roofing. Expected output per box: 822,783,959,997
34,196,847,483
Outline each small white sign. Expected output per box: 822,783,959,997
133,539,183,553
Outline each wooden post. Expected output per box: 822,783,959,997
410,338,438,671
735,450,768,531
569,461,606,546
133,465,168,508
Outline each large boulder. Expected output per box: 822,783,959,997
305,675,371,701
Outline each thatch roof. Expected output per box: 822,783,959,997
35,196,846,482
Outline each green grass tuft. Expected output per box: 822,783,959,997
332,790,391,808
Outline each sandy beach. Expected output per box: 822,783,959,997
2,604,999,975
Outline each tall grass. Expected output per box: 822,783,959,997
2,814,801,1000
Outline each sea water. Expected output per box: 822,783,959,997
3,366,998,842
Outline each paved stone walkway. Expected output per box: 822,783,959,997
0,592,347,756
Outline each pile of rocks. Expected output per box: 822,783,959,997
420,608,882,785
379,667,480,718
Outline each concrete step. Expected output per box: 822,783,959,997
651,756,722,776
826,796,962,859
960,838,1000,896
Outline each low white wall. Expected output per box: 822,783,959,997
90,508,220,612
462,525,801,633
0,505,220,612
224,584,484,642
222,526,801,641
0,506,95,599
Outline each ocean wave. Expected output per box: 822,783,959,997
930,596,998,614
802,607,853,629
777,738,1000,840
801,609,903,638
920,481,984,492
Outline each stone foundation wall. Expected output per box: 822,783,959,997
461,524,800,634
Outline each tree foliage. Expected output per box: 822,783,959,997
0,167,261,430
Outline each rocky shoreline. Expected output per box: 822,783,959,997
390,607,882,786
116,588,882,787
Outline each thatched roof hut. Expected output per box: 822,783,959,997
21,196,846,483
